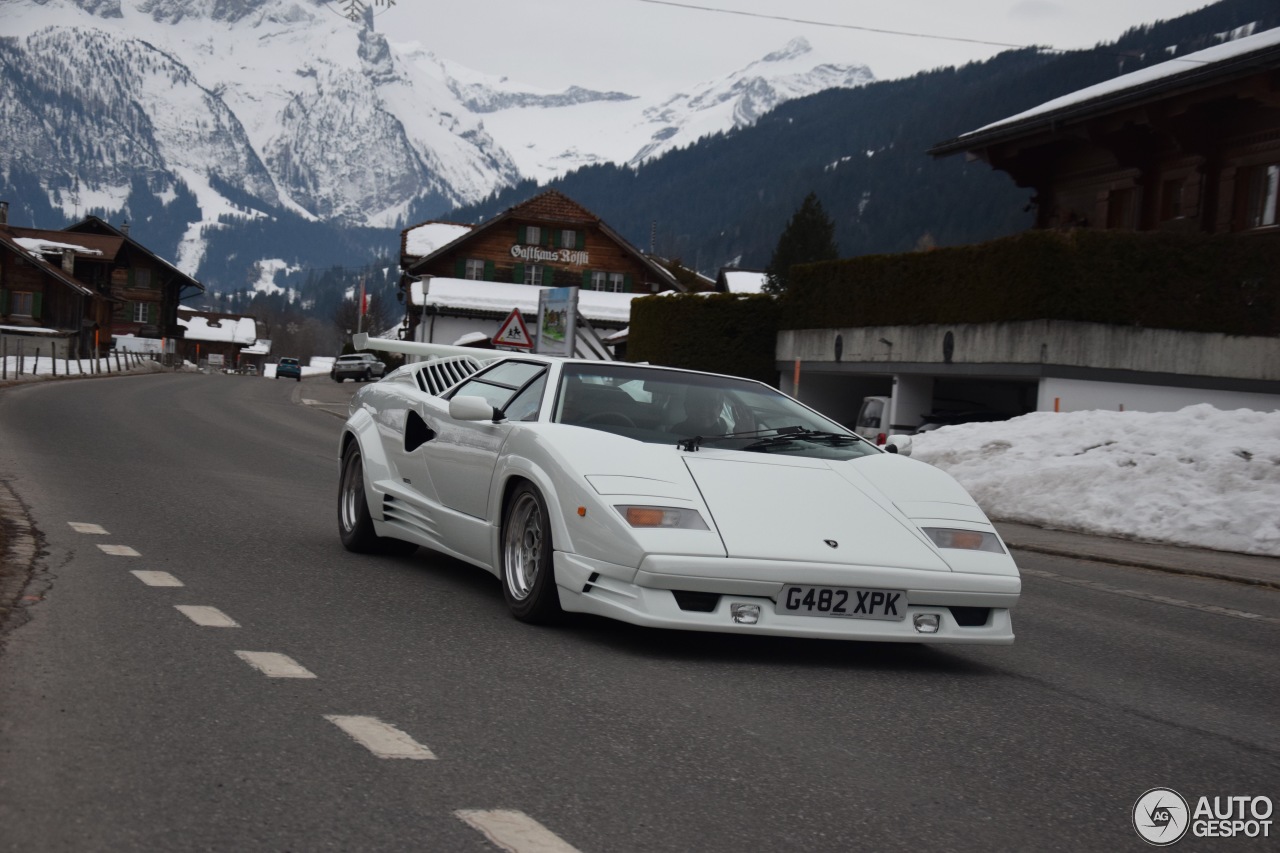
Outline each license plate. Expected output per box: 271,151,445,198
777,585,907,621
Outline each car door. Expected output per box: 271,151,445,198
418,361,548,519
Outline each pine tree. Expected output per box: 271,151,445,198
763,192,838,294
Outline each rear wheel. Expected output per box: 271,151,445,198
501,484,562,623
338,441,417,555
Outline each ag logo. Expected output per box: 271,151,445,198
1133,788,1190,845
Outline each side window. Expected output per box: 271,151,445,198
526,225,542,245
450,361,547,414
503,374,547,422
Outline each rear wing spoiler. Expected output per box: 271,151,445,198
353,333,507,362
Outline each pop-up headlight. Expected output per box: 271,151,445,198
616,505,709,530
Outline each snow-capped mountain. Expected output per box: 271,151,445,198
0,0,873,264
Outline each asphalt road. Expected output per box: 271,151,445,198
0,372,1276,852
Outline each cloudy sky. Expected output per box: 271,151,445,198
369,0,1218,96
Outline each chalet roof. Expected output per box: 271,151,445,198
64,215,205,299
400,220,475,264
717,267,768,294
0,225,101,299
402,190,682,291
177,308,259,345
3,227,123,262
930,27,1280,156
408,277,641,325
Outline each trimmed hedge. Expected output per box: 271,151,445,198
782,230,1280,336
627,293,781,384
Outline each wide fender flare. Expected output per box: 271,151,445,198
488,453,587,569
340,409,394,521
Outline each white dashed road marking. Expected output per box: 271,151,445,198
174,605,239,627
97,544,140,557
455,810,584,853
234,651,316,679
68,522,108,534
323,715,436,760
130,570,184,587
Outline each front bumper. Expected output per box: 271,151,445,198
553,552,1019,644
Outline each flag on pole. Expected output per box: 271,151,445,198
359,281,368,316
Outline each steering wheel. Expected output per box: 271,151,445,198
580,411,637,428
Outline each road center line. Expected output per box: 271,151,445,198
323,715,435,760
455,810,584,853
97,544,140,556
130,570,183,587
68,522,108,534
174,605,239,627
1021,567,1279,624
234,651,316,679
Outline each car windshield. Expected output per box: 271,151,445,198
552,363,878,460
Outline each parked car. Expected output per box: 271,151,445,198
336,339,1020,645
852,395,891,445
331,353,386,382
276,357,302,381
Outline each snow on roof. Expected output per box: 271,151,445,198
410,278,643,324
722,270,768,293
451,331,491,346
241,339,272,355
405,222,474,257
968,26,1280,137
178,314,258,345
12,237,104,259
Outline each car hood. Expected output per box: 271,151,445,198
683,452,969,572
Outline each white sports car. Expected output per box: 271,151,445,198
338,336,1020,644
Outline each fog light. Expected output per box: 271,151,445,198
913,613,941,634
730,603,760,625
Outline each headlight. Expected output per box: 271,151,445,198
923,527,1004,553
615,505,709,530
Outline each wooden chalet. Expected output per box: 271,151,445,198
398,190,683,343
0,204,204,358
929,28,1280,235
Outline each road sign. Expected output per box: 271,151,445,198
494,308,533,349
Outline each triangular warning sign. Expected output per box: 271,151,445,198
493,308,533,349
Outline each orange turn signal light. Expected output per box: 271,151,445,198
624,507,667,527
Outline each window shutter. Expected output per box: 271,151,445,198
576,231,586,250
454,258,465,277
581,271,591,289
484,260,494,281
518,226,527,244
32,292,43,319
148,302,157,324
543,266,555,286
550,230,560,249
624,274,633,293
128,268,135,287
512,263,525,284
0,289,8,314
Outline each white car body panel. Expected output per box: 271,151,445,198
341,337,1021,644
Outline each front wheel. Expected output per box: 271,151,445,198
501,484,562,623
338,441,417,556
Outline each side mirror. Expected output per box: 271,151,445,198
885,435,913,457
449,395,502,422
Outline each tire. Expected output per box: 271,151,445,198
500,483,563,623
362,369,371,381
337,441,417,556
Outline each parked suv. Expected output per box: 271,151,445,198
276,357,302,381
331,353,386,382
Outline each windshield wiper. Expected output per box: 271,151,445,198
676,425,806,452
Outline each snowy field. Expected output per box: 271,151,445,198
912,404,1280,557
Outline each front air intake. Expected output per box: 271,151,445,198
671,591,721,613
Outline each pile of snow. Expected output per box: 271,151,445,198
912,404,1280,557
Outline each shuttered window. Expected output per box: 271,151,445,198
10,291,34,316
